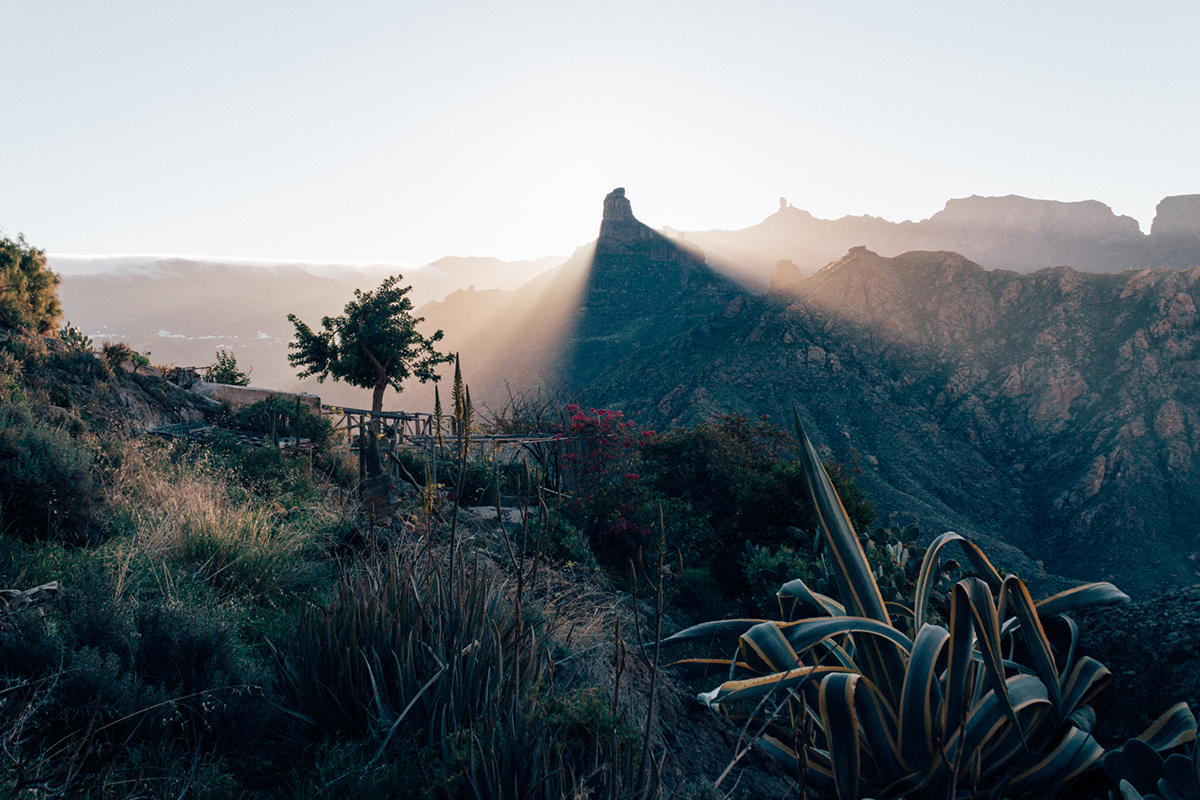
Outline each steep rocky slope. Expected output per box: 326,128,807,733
586,248,1200,597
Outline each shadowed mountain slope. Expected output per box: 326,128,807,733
413,188,743,405
585,247,1200,597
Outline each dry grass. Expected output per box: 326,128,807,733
103,440,340,599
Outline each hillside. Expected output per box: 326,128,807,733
586,248,1200,597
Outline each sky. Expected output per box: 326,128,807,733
3,1,1198,267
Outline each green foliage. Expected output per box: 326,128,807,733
101,339,150,370
0,400,98,541
275,545,541,742
561,404,658,566
0,234,61,334
660,411,1154,800
229,395,334,449
643,414,875,604
204,348,251,385
287,274,453,411
58,321,93,351
0,566,271,788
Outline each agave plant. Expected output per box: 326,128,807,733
659,410,1193,799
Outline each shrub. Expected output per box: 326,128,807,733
230,395,334,449
0,400,98,541
643,414,875,605
204,349,251,385
101,339,149,371
104,438,335,597
275,545,542,742
0,234,61,334
561,405,657,566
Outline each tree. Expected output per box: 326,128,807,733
287,274,452,413
204,349,251,386
0,234,61,334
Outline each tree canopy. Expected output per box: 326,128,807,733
287,275,452,412
0,234,61,334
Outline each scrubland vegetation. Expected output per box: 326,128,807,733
2,252,1198,798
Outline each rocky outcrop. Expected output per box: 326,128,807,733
768,259,801,292
1144,195,1200,270
1151,195,1200,237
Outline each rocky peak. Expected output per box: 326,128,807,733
597,187,658,254
1150,195,1200,238
596,188,706,266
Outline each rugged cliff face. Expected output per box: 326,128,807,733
586,248,1200,598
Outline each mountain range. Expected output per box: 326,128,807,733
53,188,1200,596
685,193,1200,288
418,189,1200,598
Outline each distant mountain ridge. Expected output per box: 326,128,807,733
685,193,1200,287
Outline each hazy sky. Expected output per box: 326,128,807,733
3,2,1197,266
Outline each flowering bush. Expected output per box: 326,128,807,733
560,405,656,566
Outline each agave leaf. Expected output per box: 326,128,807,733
793,407,907,704
1069,706,1098,733
1061,656,1112,716
897,624,949,773
739,621,804,674
778,616,914,661
699,665,853,707
667,658,755,682
778,577,846,618
913,531,1003,629
1036,582,1130,616
958,577,1025,741
819,672,862,800
941,577,976,741
657,618,768,649
1139,703,1199,751
793,408,887,623
853,674,905,782
1001,575,1064,715
918,674,1052,797
758,733,839,792
1007,725,1106,795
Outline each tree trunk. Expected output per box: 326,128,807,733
364,379,387,477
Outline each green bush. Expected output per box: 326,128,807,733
0,400,98,541
100,339,149,371
643,414,875,605
204,349,251,385
231,395,334,449
0,566,272,788
0,234,61,334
